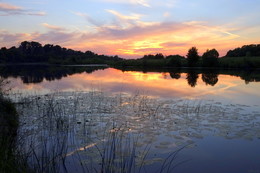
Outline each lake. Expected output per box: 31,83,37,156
2,65,260,173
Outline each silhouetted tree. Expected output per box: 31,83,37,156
202,49,219,67
187,47,199,67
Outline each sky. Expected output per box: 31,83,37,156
0,0,260,58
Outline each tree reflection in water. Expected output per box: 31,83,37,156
202,70,219,86
186,70,199,87
0,65,260,87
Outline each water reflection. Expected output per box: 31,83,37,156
186,70,199,87
201,70,219,86
1,65,259,87
2,66,260,106
169,72,181,79
0,65,107,84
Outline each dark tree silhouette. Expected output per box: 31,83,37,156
202,49,219,67
186,70,199,87
142,53,164,60
166,55,185,67
187,47,199,67
155,53,164,59
226,44,260,57
0,41,123,64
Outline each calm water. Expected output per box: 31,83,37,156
2,65,260,173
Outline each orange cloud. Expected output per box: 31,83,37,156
0,3,22,10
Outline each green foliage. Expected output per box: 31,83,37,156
202,49,219,67
187,47,200,67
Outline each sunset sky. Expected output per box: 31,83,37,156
0,0,260,58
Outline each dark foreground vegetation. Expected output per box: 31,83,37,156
0,79,28,172
1,41,260,69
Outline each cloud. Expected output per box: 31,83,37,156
0,31,33,47
0,16,251,58
106,10,142,21
160,42,188,48
34,31,78,45
73,12,103,27
27,11,46,16
135,0,150,7
0,2,22,11
134,47,164,53
42,23,64,31
0,2,46,16
105,9,143,28
101,0,151,7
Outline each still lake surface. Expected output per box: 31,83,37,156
2,65,260,173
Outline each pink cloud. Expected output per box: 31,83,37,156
42,23,64,31
0,2,45,16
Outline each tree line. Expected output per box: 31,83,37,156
0,41,122,64
115,44,260,68
0,41,259,68
226,44,260,57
